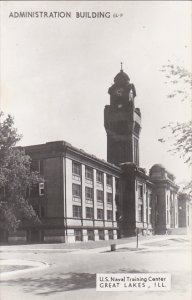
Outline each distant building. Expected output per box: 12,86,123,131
178,192,191,234
3,66,188,244
150,164,179,234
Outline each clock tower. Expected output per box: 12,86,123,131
104,65,141,165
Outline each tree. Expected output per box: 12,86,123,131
159,62,192,193
159,62,192,165
0,112,40,233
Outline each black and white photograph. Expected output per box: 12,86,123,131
0,1,191,300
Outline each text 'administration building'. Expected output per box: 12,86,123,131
8,67,182,243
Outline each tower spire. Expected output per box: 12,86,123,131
120,62,123,71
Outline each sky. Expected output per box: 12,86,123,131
0,1,191,184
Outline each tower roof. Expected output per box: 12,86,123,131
114,63,130,84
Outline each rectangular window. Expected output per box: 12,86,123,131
134,137,139,165
138,204,143,222
72,161,81,176
106,174,112,186
166,209,169,224
96,171,103,183
98,229,105,240
85,166,93,180
74,229,82,241
72,162,81,182
87,229,94,241
39,183,45,196
86,207,93,219
73,205,82,218
72,183,81,198
107,192,113,204
97,190,103,202
108,230,114,240
138,184,143,198
97,209,104,220
107,210,113,221
85,187,93,201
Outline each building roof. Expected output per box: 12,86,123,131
24,140,121,173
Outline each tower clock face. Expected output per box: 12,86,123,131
115,88,124,97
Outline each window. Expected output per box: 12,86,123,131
85,166,93,181
107,210,113,221
138,184,143,198
73,205,82,218
166,209,169,224
72,161,81,176
106,174,112,186
96,171,103,183
85,187,93,201
97,209,104,220
134,137,139,165
97,190,103,202
86,207,93,219
107,192,112,204
148,193,152,223
87,230,94,241
108,230,113,240
39,183,45,196
138,204,143,222
98,229,105,240
72,183,81,198
74,229,82,241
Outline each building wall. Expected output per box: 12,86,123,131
65,156,118,242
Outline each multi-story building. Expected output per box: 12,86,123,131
4,65,186,244
14,141,121,243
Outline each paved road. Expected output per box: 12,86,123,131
0,235,191,300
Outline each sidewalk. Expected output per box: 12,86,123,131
1,234,188,252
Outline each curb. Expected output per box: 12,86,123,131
0,259,49,281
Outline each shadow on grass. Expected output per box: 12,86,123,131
4,272,96,295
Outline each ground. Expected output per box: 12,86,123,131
0,235,191,300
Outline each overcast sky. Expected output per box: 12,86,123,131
1,1,191,184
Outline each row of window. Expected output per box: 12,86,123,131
72,162,113,186
72,184,113,203
74,229,114,241
138,204,152,223
73,205,113,220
